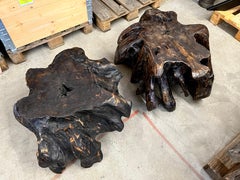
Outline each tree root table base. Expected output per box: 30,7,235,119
115,9,214,111
14,47,131,173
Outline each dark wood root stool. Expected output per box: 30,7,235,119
115,9,214,111
13,47,131,173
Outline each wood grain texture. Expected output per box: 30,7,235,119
0,0,89,48
47,36,64,49
92,0,161,31
204,133,240,180
115,9,214,111
13,47,131,173
101,0,128,16
92,0,116,21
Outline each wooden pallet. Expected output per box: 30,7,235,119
0,0,93,70
5,23,92,64
92,0,161,31
0,0,90,49
203,133,240,180
210,5,240,41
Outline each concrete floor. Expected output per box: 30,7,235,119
1,0,240,179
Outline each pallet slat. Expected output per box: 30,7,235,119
101,0,128,16
115,0,142,11
92,0,116,21
138,0,153,5
210,5,240,42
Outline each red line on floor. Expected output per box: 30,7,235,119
123,110,139,122
51,110,139,179
142,112,204,180
51,174,61,180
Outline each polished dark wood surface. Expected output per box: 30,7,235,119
14,47,131,173
115,9,214,111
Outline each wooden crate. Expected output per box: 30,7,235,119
204,133,240,180
210,5,240,42
92,0,161,31
0,0,93,64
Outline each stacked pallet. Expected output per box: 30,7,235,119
210,5,240,41
93,0,161,31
